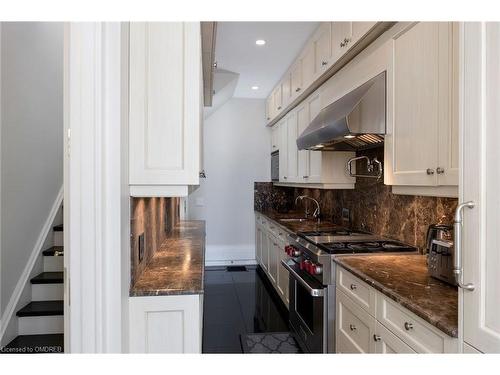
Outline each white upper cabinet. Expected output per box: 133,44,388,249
296,101,310,181
266,22,382,126
331,22,353,61
385,22,458,195
313,23,333,77
129,22,202,195
271,124,280,153
285,111,299,182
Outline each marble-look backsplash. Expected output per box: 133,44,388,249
130,197,180,286
255,148,458,252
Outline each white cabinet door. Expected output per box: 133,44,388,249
129,295,202,353
261,229,269,272
313,22,332,77
461,22,500,353
255,221,262,264
271,125,280,153
375,322,416,353
351,22,376,43
296,102,310,182
278,119,288,182
129,22,201,187
307,92,323,183
281,73,292,108
290,59,303,100
277,242,289,308
331,22,352,62
336,290,377,353
285,111,299,182
301,41,316,90
273,85,283,114
266,95,274,122
389,22,449,186
267,233,278,285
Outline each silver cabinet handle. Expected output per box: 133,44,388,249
426,168,435,175
404,322,413,331
436,167,445,174
303,175,309,179
349,324,357,331
350,284,357,290
277,106,282,110
283,176,287,179
454,201,475,291
295,87,301,92
373,334,381,342
321,61,328,66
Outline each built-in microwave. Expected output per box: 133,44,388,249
271,151,279,181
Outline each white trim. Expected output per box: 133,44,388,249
65,22,124,353
129,185,188,197
273,182,355,190
391,185,458,198
205,259,258,267
0,186,63,342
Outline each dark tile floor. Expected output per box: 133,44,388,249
202,265,290,353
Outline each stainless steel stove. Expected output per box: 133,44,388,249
282,228,417,354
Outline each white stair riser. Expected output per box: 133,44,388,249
31,284,64,301
44,256,64,272
18,315,64,335
54,232,64,246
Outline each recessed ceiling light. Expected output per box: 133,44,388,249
255,39,266,46
251,86,259,90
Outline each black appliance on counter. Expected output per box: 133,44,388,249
282,229,418,353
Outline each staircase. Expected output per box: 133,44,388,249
4,224,64,353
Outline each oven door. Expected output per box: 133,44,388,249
282,259,326,353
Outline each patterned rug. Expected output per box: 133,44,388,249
240,332,302,354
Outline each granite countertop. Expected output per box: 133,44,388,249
256,210,344,233
130,220,206,297
334,254,458,337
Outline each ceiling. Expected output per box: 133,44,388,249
215,22,319,99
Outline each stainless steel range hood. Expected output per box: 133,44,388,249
296,71,386,151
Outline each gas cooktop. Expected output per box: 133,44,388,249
297,230,417,255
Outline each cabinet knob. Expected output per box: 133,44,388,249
404,322,414,331
349,324,357,331
303,175,309,179
350,284,357,290
426,168,435,175
277,106,282,110
373,334,381,342
436,167,445,174
283,176,287,179
267,117,270,120
321,61,328,66
295,87,301,92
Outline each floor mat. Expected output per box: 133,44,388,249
226,266,247,272
240,332,301,353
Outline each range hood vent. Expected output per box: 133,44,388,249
296,71,386,151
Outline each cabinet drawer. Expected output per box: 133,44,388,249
336,289,376,353
376,293,452,353
336,267,376,316
375,322,416,354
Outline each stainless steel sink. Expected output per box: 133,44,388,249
279,218,308,223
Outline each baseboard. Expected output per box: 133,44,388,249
0,185,64,342
204,244,257,267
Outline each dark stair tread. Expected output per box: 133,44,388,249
30,272,63,284
42,246,64,256
2,334,64,353
53,224,63,232
16,301,63,317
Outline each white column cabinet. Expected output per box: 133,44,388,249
129,22,202,196
461,22,500,354
385,22,458,194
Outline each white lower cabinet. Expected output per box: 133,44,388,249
129,294,203,353
335,267,458,353
255,213,290,308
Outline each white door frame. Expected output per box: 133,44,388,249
64,22,127,353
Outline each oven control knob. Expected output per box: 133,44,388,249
306,262,315,274
284,245,291,255
291,248,301,257
300,260,309,271
313,265,323,275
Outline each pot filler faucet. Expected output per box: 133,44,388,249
295,195,321,222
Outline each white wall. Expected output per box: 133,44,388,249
0,22,63,317
188,98,270,265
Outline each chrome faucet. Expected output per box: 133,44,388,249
295,195,321,222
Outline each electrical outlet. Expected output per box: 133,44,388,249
342,208,351,227
138,233,145,263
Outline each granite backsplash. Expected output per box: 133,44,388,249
130,197,180,286
255,147,458,252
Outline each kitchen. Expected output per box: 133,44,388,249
124,20,500,356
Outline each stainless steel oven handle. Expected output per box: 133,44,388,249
281,260,324,297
